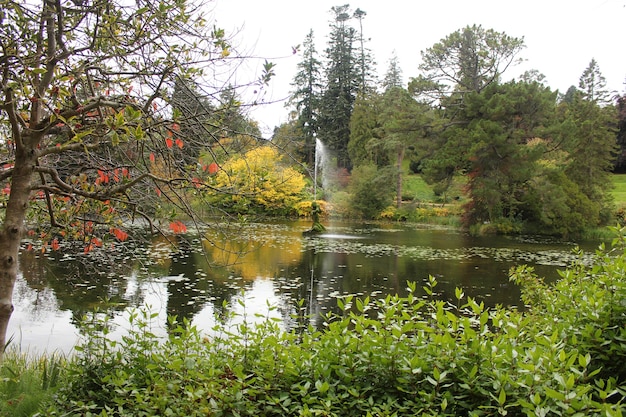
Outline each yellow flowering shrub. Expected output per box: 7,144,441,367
212,146,306,213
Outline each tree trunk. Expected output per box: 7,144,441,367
0,144,37,360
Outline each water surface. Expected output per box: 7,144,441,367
9,220,598,354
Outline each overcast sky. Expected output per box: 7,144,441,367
212,0,626,137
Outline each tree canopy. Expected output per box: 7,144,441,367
0,0,273,359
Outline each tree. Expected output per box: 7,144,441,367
0,0,271,359
616,90,626,172
578,58,612,105
171,77,216,167
460,81,558,228
409,24,524,103
348,92,383,167
349,163,394,218
352,7,376,95
318,4,360,169
288,30,323,166
382,51,403,92
378,87,430,208
560,64,618,222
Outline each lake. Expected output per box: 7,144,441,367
8,219,599,355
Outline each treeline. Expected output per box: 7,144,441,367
272,4,626,237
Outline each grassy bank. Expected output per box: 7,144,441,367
613,174,626,205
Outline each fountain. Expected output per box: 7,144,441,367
304,138,328,235
313,137,329,200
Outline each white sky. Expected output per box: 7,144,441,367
212,0,626,137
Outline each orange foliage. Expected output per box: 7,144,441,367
169,220,187,234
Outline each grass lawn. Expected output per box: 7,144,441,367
612,174,626,206
402,172,466,204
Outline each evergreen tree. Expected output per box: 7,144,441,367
348,91,383,167
382,51,403,92
561,77,618,222
578,58,612,105
353,7,377,94
288,30,323,165
379,87,429,208
460,81,558,227
318,4,360,169
409,25,524,104
616,91,626,171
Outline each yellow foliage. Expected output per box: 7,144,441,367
293,200,330,217
213,146,306,212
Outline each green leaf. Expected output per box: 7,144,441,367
498,388,506,406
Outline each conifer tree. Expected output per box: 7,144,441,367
318,4,360,169
382,51,403,92
561,61,618,220
288,30,323,165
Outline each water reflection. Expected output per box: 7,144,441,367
9,220,597,354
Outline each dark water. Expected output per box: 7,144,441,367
8,220,599,354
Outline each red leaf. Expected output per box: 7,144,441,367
111,227,129,241
150,153,155,163
51,238,60,251
169,220,187,234
165,138,173,148
208,162,219,175
175,138,183,149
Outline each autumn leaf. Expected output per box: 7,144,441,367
175,138,183,149
50,238,60,251
169,220,187,234
165,137,173,148
110,228,129,241
208,162,219,174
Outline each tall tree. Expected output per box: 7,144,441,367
348,91,383,167
382,51,403,92
0,0,271,359
352,7,376,94
560,63,618,220
171,77,216,167
409,24,524,103
615,90,626,172
318,4,360,169
288,30,323,166
578,58,612,105
460,81,558,228
378,87,429,208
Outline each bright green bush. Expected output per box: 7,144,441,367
38,229,626,416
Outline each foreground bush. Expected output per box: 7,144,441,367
37,229,626,416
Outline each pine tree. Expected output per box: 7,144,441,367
382,51,403,92
348,91,383,167
318,4,360,169
562,62,618,219
288,30,323,165
353,8,377,94
409,25,524,104
578,58,612,105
